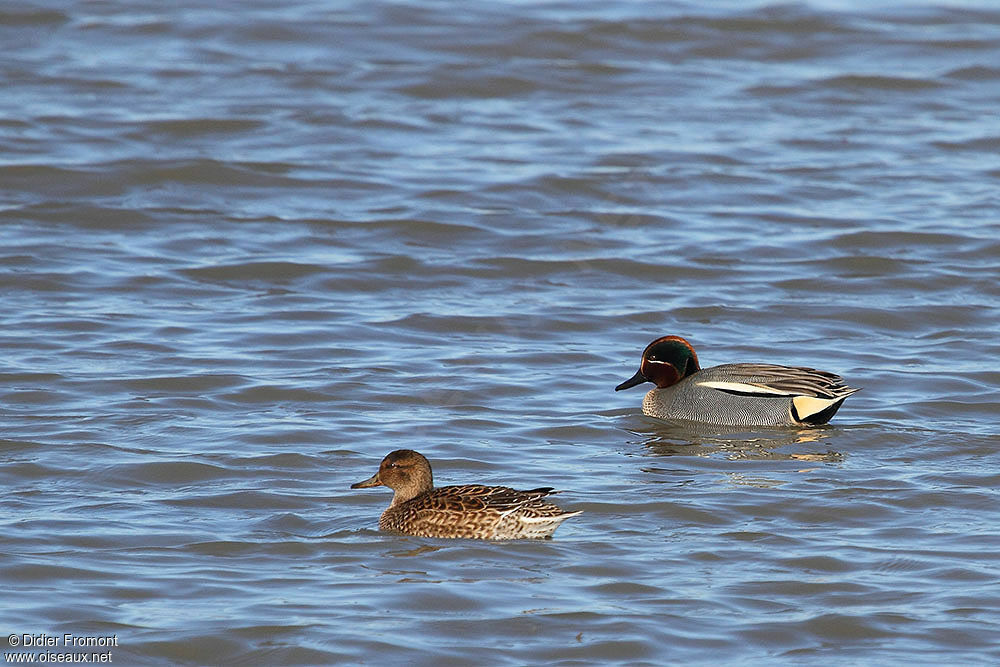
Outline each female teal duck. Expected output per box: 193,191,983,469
616,335,859,427
351,449,581,539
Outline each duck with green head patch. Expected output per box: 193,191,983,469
351,449,581,540
616,335,859,427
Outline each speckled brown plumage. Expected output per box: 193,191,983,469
350,449,580,540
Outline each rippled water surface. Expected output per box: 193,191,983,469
3,1,1000,664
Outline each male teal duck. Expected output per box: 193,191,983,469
616,335,859,427
350,449,581,539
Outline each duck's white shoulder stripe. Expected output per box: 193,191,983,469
696,380,791,396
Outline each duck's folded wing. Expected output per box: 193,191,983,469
419,485,556,513
696,363,860,399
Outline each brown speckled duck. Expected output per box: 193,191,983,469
616,335,860,427
350,449,581,540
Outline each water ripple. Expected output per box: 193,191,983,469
3,1,1000,664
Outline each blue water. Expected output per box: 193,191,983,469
2,1,1000,664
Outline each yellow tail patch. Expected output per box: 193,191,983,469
792,395,839,419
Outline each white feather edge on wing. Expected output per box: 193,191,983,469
695,380,795,396
518,511,583,524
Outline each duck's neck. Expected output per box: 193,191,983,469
389,482,432,507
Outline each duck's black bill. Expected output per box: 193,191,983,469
350,473,382,489
615,369,648,391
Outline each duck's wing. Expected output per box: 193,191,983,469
419,484,556,511
695,363,860,399
693,363,860,424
